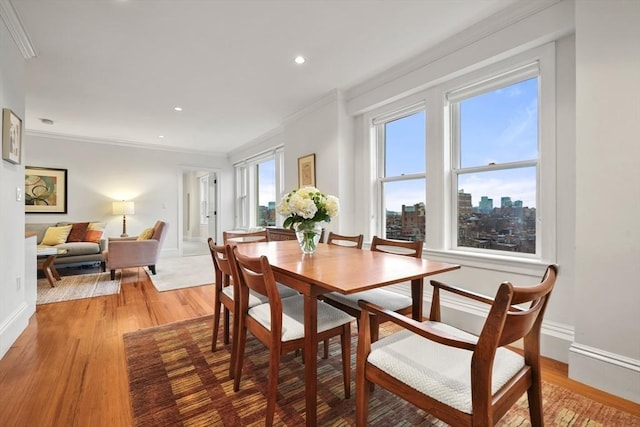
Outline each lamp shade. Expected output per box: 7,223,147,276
112,201,135,215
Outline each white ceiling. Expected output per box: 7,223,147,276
13,0,521,154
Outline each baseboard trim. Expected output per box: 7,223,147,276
0,302,32,360
569,343,640,403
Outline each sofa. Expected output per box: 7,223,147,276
103,220,168,280
25,222,107,270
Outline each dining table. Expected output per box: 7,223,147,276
233,239,460,426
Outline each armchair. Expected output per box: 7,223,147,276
104,221,168,280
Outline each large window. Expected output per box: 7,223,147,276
368,45,555,266
257,158,276,227
450,68,539,255
234,149,283,229
375,108,426,241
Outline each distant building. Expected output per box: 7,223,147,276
501,196,513,208
458,189,472,217
479,196,493,213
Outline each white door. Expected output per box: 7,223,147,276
207,172,217,243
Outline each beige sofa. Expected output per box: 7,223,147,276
26,222,107,270
103,220,168,280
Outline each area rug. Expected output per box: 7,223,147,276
37,272,121,305
124,316,640,426
145,255,215,292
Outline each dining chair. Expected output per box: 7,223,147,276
230,246,355,427
223,229,269,244
322,235,422,343
207,239,297,378
355,264,558,427
325,231,364,249
321,232,364,358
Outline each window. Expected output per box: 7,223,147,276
234,148,284,229
374,108,426,241
449,66,540,256
257,158,276,227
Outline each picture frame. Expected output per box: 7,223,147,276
298,153,316,187
25,166,68,214
2,108,22,164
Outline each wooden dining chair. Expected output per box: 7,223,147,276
223,229,268,244
230,246,355,427
323,235,422,343
207,239,297,378
321,232,364,358
325,231,364,249
355,265,558,427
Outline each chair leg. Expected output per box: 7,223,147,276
148,265,156,275
233,324,247,392
340,323,351,399
323,338,330,359
356,362,370,426
527,378,544,427
223,308,231,345
265,346,282,427
211,295,222,352
110,269,116,280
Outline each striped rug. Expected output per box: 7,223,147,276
37,272,121,305
123,316,640,426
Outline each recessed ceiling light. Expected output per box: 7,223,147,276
158,135,164,139
294,56,305,64
174,107,183,111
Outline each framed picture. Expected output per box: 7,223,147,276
25,166,68,214
2,108,22,164
298,153,316,187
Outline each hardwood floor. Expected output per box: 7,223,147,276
0,269,637,426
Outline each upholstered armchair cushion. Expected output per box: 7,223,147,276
104,220,168,279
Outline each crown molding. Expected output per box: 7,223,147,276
24,129,227,157
0,0,36,59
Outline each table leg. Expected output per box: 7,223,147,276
411,278,424,320
303,293,318,426
39,255,59,287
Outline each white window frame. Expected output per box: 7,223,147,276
363,43,556,274
233,147,284,229
373,103,427,240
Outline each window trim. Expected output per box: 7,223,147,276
361,42,556,275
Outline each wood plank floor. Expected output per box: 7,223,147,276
0,268,637,426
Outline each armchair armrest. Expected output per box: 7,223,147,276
357,299,477,352
429,279,496,322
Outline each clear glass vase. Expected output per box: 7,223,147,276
294,222,323,254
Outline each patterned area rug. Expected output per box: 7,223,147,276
37,272,121,305
145,255,214,292
124,316,640,426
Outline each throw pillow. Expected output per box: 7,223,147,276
84,222,105,243
41,225,73,246
67,222,90,242
137,227,155,240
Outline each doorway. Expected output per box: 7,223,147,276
181,170,217,256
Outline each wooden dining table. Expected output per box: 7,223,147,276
234,239,460,426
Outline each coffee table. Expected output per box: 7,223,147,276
37,247,67,287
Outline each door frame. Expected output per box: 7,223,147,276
177,167,221,256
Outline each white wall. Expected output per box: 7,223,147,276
0,16,28,359
571,0,640,402
25,135,234,255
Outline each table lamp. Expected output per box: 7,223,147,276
112,200,135,237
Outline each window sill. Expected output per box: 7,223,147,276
422,248,554,277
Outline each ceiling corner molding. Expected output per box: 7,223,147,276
0,0,36,59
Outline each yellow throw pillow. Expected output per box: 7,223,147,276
137,227,155,240
41,225,73,245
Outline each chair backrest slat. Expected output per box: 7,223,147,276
326,232,364,249
370,236,423,258
223,230,269,244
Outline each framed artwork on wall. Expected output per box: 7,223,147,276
2,108,22,164
298,153,316,187
25,166,68,214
